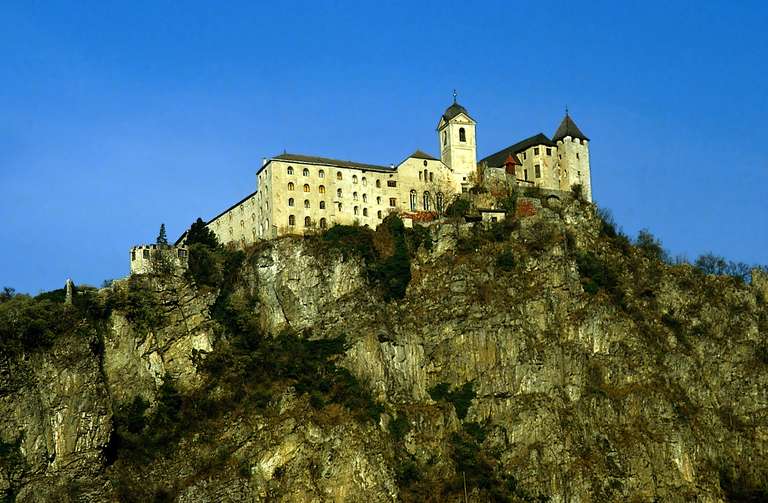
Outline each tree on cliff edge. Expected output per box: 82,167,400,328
185,218,219,248
156,224,168,246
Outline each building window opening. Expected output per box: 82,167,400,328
319,169,325,178
288,215,296,226
337,171,343,180
319,185,326,194
304,216,311,227
354,206,359,215
363,208,368,217
389,198,396,207
131,250,136,260
353,191,358,200
319,218,327,229
338,202,343,211
375,179,381,188
303,184,310,192
143,249,150,259
423,191,430,211
377,210,382,219
362,177,367,186
409,190,417,210
546,148,552,156
534,147,539,155
442,130,447,146
362,194,367,202
337,188,342,198
304,199,310,208
387,180,397,187
352,175,358,184
319,201,326,209
288,182,294,191
524,169,529,181
429,172,434,182
376,196,381,204
436,192,444,213
288,198,294,206
287,166,294,175
535,165,541,178
459,127,466,142
303,168,309,176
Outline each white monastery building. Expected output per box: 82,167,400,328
191,98,592,246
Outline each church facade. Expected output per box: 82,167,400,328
196,99,592,246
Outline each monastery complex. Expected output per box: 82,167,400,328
131,98,592,273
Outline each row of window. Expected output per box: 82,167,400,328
521,147,553,161
287,209,388,228
408,190,444,212
132,248,187,260
441,127,468,146
418,170,434,182
285,166,390,187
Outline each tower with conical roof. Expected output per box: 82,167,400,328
437,92,477,190
553,110,592,201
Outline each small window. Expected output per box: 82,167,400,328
287,166,294,175
534,147,539,155
337,202,343,211
319,201,326,209
387,180,397,187
423,160,428,167
578,171,581,176
389,198,396,207
178,249,187,258
376,196,381,204
352,175,358,184
337,171,343,180
362,194,367,203
353,192,358,201
303,184,310,192
377,210,382,219
576,153,580,159
491,217,498,223
419,172,422,181
459,127,466,142
288,215,295,226
546,148,552,156
429,172,434,182
409,190,417,211
319,169,325,178
363,208,368,217
436,192,444,213
288,182,295,191
319,185,326,194
524,169,529,181
337,188,342,198
302,168,309,176
442,130,447,146
362,177,367,186
423,169,428,180
522,152,527,160
288,198,294,206
375,179,381,188
240,220,244,228
131,250,136,260
304,199,310,208
423,191,430,211
354,206,359,215
304,216,311,227
143,249,149,259
319,218,327,229
535,165,541,178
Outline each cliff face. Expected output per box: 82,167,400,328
1,199,767,502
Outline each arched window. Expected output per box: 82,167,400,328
423,191,430,211
442,130,447,145
338,202,343,211
304,216,311,227
319,218,327,229
319,169,325,178
304,199,310,208
409,190,417,211
337,188,342,198
288,182,295,191
337,171,343,180
423,169,428,180
287,166,294,175
363,208,368,217
303,168,309,176
377,210,382,219
288,215,295,226
419,171,422,181
240,220,244,228
375,179,381,188
459,128,466,142
429,172,434,182
319,201,326,209
354,206,359,215
376,196,381,205
362,194,367,203
362,177,367,186
436,192,444,213
319,185,326,194
303,184,310,192
353,191,358,201
288,198,294,207
352,175,358,184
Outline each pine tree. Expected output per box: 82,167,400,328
156,224,169,246
185,218,219,248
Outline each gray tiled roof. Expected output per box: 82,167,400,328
441,102,475,123
272,152,394,172
479,133,555,168
408,150,438,161
553,114,589,141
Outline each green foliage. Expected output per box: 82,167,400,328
635,229,669,263
571,183,584,200
389,412,410,442
694,253,757,283
576,252,619,296
321,224,376,261
156,223,168,246
0,294,78,356
428,381,476,420
405,225,433,253
106,276,166,332
718,466,768,502
186,244,222,288
496,249,516,271
446,198,470,218
185,217,219,248
498,192,518,213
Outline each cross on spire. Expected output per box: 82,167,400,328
565,105,569,116
453,89,458,103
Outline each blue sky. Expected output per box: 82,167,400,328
1,0,766,293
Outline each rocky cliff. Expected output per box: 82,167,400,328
1,198,767,502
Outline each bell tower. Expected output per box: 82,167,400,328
437,92,477,188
